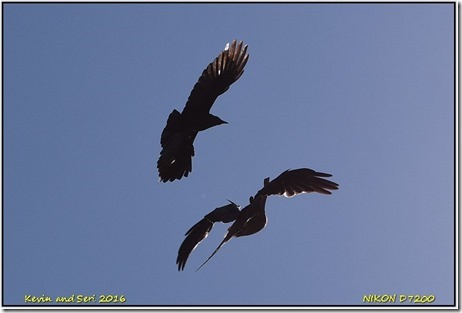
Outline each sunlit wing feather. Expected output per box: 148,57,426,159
257,168,339,198
182,40,249,117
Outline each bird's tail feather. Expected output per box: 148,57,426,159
195,238,227,272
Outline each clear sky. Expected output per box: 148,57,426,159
4,3,455,307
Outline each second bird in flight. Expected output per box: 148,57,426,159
157,40,249,182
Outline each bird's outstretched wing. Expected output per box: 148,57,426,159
182,40,249,118
176,201,240,271
256,168,339,198
176,219,213,271
204,200,241,223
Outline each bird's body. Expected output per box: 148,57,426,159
158,40,249,182
223,179,271,241
176,168,339,271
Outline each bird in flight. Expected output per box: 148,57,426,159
157,40,249,182
176,168,339,271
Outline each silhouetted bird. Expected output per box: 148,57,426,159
176,168,339,271
157,40,249,182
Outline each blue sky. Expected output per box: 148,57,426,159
4,3,455,307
